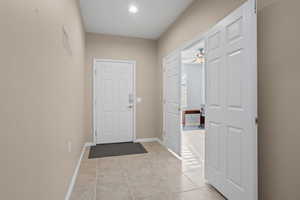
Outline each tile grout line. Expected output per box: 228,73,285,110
78,141,220,200
182,172,201,189
95,156,98,200
121,159,136,200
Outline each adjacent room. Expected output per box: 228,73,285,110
1,0,300,200
181,41,206,173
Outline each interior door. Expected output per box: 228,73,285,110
94,60,134,144
163,51,181,156
205,1,257,200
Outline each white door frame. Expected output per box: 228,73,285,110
93,59,137,145
162,0,257,198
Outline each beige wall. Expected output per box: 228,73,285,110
158,0,300,199
85,33,159,141
258,0,300,199
0,0,86,199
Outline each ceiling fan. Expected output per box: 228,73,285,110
192,48,205,64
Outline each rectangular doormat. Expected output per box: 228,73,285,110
88,142,147,159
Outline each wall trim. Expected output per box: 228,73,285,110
167,148,182,160
134,137,166,145
65,143,90,200
85,142,96,147
134,138,159,143
157,138,164,146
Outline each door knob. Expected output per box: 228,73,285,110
128,105,133,109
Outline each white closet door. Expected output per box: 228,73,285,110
94,60,134,144
205,1,257,200
163,51,181,155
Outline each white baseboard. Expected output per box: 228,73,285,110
85,142,96,147
134,138,159,143
157,138,164,146
65,142,90,200
156,137,181,160
167,148,182,160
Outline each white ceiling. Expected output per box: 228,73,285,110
79,0,194,39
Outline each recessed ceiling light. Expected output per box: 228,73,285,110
129,5,138,14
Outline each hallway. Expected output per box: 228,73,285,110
71,142,224,200
2,0,300,199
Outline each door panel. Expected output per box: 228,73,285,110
95,61,134,144
226,126,243,188
205,1,257,200
207,57,222,108
227,49,243,109
205,27,225,192
163,52,181,155
207,122,221,170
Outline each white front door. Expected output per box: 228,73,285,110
94,60,135,144
163,51,181,155
205,1,257,200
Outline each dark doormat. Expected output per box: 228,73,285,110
88,142,147,159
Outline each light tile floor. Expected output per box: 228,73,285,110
70,142,224,200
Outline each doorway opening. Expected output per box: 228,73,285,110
163,1,257,199
180,40,206,174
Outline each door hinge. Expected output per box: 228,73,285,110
255,117,258,125
95,129,97,136
254,0,257,13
